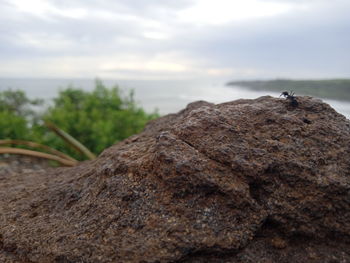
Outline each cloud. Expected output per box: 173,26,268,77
177,0,297,26
0,0,349,79
171,0,350,78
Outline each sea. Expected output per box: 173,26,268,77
0,78,350,119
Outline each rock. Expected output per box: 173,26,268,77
0,96,349,262
0,155,51,176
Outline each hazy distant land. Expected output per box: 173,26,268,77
227,79,350,101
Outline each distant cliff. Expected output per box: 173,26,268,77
227,79,350,101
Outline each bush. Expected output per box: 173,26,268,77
0,80,159,159
0,110,29,140
0,89,42,140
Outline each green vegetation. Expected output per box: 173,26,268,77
227,79,350,101
0,80,159,160
0,89,42,140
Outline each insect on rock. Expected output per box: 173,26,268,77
280,91,299,107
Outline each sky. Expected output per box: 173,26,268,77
0,0,349,80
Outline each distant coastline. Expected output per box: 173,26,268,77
1,78,350,118
227,79,350,102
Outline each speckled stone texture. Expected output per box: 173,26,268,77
1,96,349,262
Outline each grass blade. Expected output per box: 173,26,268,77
0,139,78,162
0,147,78,166
45,122,96,160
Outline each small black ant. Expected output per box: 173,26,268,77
280,91,298,107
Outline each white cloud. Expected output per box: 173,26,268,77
0,0,349,79
142,31,170,40
0,52,193,79
17,33,76,51
177,0,297,25
10,0,88,19
99,54,190,73
206,67,260,77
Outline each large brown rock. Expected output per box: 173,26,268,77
1,96,350,262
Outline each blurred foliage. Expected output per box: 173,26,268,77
0,110,29,140
0,89,43,118
0,80,159,160
227,79,350,101
0,90,42,140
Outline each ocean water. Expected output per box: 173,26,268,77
0,78,349,119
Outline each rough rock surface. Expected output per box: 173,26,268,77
1,96,350,263
0,155,52,176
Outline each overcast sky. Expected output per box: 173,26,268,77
0,0,349,80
